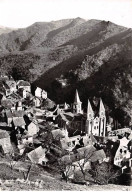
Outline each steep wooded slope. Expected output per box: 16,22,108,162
0,18,132,126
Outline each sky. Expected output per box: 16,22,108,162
0,0,132,28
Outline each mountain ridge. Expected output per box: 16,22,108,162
0,18,132,126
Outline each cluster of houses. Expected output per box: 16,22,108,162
0,74,132,183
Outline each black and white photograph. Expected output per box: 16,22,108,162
0,0,132,191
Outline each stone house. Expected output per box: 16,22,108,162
33,97,41,107
35,87,47,99
3,83,11,96
0,129,13,154
17,80,31,92
13,117,26,129
27,121,39,136
27,146,48,165
114,137,131,167
56,103,70,114
18,88,27,99
35,87,42,98
5,80,17,93
18,135,33,145
6,110,25,128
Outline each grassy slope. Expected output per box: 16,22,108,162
0,159,131,191
0,163,130,191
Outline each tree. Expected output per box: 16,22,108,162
89,161,121,185
75,149,95,182
58,160,73,182
5,151,21,171
22,163,32,181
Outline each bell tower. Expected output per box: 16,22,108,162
73,89,83,114
85,99,94,134
99,98,106,136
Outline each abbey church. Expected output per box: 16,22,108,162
55,89,107,137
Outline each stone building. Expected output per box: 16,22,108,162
27,121,39,136
72,90,83,114
0,129,13,154
17,80,31,92
56,90,107,137
35,87,47,99
85,99,106,137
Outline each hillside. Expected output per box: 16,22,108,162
0,18,132,126
0,180,131,191
0,162,130,191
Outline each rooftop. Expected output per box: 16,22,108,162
13,117,26,127
0,129,9,139
28,146,47,163
17,80,30,87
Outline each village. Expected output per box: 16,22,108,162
0,74,132,186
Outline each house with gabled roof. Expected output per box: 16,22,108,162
6,110,26,129
35,87,47,99
17,80,31,92
0,129,13,154
13,117,26,129
27,121,39,136
5,80,17,93
27,146,48,165
114,137,131,167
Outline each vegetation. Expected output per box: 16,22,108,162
89,162,121,185
0,18,132,128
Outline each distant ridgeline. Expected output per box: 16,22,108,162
0,18,131,127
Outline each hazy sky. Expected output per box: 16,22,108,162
0,0,132,28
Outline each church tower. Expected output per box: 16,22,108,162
73,89,83,114
99,99,106,136
85,100,94,134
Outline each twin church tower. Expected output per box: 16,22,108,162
72,90,106,137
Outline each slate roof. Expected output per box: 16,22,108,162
12,110,25,118
51,129,65,140
5,80,16,88
0,129,9,139
81,134,97,146
1,99,15,109
74,89,81,103
13,117,26,127
77,145,96,159
59,112,74,122
27,146,47,163
17,80,30,87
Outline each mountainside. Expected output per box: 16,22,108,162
0,18,132,126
